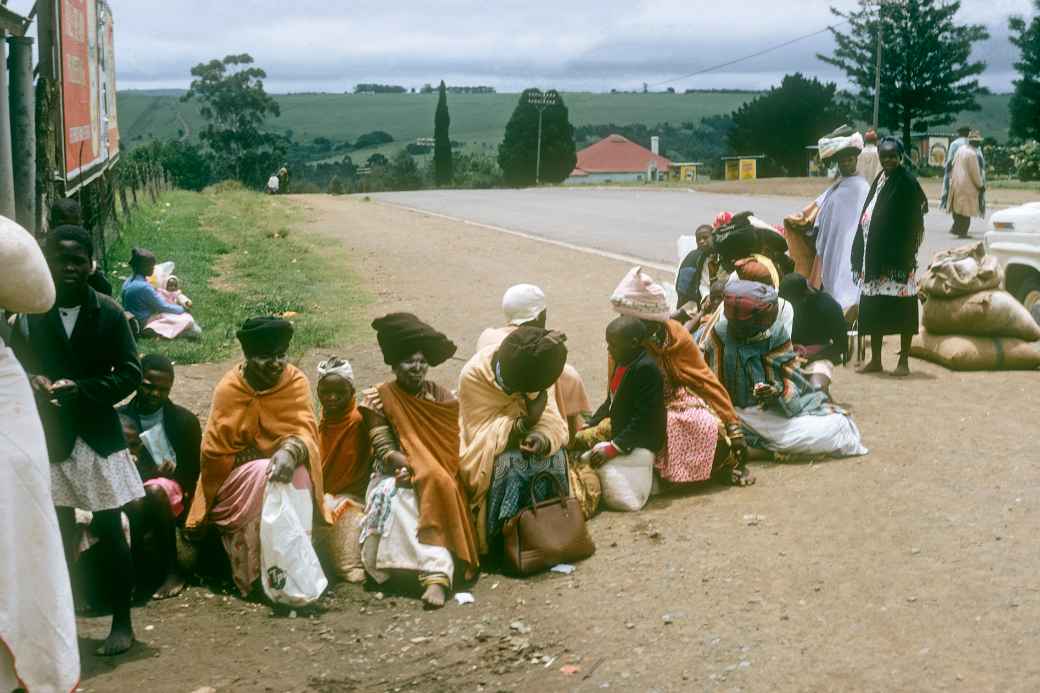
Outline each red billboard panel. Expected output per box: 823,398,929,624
60,0,118,188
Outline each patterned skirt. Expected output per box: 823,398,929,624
51,437,145,511
485,449,569,545
655,387,722,484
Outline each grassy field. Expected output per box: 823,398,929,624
106,187,367,364
118,90,1016,158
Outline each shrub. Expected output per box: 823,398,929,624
328,175,346,195
1012,141,1040,181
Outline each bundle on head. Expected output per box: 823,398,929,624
496,326,568,394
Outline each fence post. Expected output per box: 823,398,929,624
9,36,36,233
0,34,16,219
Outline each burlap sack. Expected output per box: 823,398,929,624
920,242,1002,298
911,331,1040,371
0,215,54,313
312,497,364,581
922,290,1040,341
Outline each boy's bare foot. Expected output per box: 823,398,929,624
97,622,134,656
153,573,185,600
421,584,447,610
891,362,911,377
858,361,884,374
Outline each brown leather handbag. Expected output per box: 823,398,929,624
503,472,595,576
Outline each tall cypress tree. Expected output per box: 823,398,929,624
1009,1,1040,142
434,80,453,186
497,89,577,186
819,0,988,152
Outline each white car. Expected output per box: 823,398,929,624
984,202,1040,310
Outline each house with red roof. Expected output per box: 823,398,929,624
566,134,672,185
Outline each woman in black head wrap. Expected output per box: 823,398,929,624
851,136,928,376
357,313,479,609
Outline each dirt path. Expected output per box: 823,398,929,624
80,194,1039,693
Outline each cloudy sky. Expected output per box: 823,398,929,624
8,0,1035,93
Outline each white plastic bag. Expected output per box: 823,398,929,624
260,482,327,606
595,449,655,512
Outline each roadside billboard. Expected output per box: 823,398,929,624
58,0,118,192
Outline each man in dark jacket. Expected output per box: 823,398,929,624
11,225,143,656
587,316,666,464
119,353,202,599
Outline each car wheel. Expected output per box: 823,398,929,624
1017,275,1040,312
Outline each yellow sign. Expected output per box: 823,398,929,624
725,159,740,181
739,158,758,180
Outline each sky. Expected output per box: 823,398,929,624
7,0,1035,93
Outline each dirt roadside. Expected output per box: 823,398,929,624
77,193,1039,693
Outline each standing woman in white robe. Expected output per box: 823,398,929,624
0,215,80,692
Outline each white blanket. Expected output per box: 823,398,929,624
814,175,869,311
737,405,868,458
0,344,80,693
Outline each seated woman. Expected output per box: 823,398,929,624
476,283,592,442
778,273,849,396
315,357,370,584
702,280,868,461
184,317,329,597
120,248,200,340
358,314,479,609
459,326,571,558
118,353,202,599
610,266,753,488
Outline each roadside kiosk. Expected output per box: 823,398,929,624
721,155,765,181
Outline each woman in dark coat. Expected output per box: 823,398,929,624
851,137,928,376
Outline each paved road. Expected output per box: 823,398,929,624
372,187,993,270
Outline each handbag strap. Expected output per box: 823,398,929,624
528,470,566,508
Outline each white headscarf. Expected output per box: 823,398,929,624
502,284,546,326
317,356,354,384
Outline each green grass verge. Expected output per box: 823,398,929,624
107,187,368,364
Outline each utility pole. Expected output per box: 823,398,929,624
525,89,559,185
873,9,883,129
9,36,36,233
0,33,15,219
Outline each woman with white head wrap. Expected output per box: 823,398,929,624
476,284,592,442
606,267,753,488
314,356,370,583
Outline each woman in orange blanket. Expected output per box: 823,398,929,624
610,267,753,488
358,314,479,609
315,356,371,583
185,317,330,597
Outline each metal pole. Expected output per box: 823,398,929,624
535,106,544,186
0,33,16,219
872,7,883,129
9,36,36,233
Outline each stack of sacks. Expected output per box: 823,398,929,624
911,242,1040,370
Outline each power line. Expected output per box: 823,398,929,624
648,20,850,88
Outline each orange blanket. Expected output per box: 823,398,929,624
319,402,371,497
186,364,329,529
379,382,479,576
646,320,739,425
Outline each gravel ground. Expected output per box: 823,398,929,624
77,193,1039,693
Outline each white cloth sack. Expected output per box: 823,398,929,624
260,481,327,607
361,477,454,586
737,406,868,458
0,343,80,693
595,448,655,512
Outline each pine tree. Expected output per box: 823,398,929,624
497,89,577,186
1010,1,1040,142
434,80,453,186
819,0,989,152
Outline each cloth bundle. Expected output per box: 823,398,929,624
724,279,779,339
817,131,864,161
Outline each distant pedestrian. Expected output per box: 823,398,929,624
851,137,928,377
266,173,280,195
856,129,882,184
945,130,986,239
940,125,972,211
277,164,290,194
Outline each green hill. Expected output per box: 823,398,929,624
117,90,1014,160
